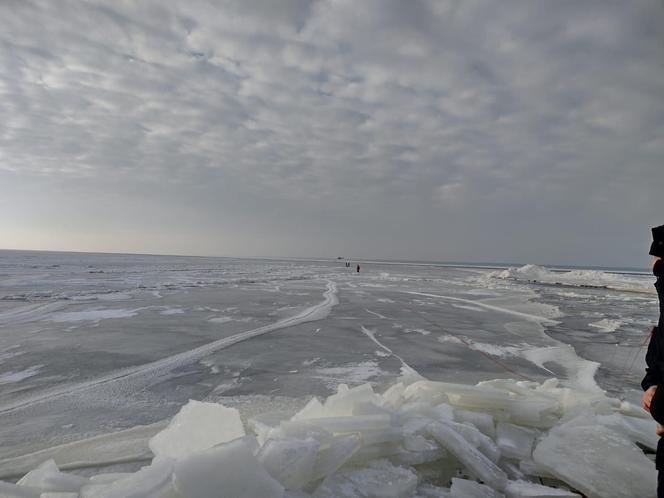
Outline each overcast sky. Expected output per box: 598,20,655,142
1,0,662,267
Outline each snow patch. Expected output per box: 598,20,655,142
0,364,43,385
49,309,139,323
588,318,623,333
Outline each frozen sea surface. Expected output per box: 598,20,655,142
0,250,657,489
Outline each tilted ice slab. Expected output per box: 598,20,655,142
1,375,657,498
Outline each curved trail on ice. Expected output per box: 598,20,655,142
0,280,338,416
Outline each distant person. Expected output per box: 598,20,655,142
356,264,360,273
641,224,664,497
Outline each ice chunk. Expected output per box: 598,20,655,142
89,473,133,483
452,421,501,463
352,400,395,417
17,459,88,493
322,383,380,417
496,423,537,460
403,434,438,453
313,459,418,498
415,483,452,497
292,398,326,421
277,421,334,446
504,480,581,497
498,459,526,481
429,403,455,422
0,480,41,498
518,460,554,479
594,413,658,451
149,400,245,459
428,422,507,491
533,419,656,498
402,417,432,436
450,478,505,497
257,437,320,489
380,383,406,409
454,409,495,438
357,427,403,446
403,381,450,406
391,434,446,465
86,458,177,498
310,434,361,481
298,414,393,433
173,437,283,498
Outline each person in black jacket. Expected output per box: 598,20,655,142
642,224,664,497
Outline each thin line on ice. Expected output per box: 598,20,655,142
405,291,559,324
360,326,419,378
0,280,339,416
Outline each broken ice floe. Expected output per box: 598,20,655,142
1,376,657,497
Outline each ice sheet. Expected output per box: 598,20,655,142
533,417,656,498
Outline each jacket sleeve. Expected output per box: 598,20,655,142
643,327,662,391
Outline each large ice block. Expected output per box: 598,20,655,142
415,483,452,497
149,400,245,460
428,422,507,491
313,459,418,498
0,481,42,498
496,423,537,460
444,421,501,463
173,437,283,498
276,421,334,446
257,437,320,489
17,459,88,493
533,418,656,498
292,398,326,421
455,409,495,438
504,480,581,497
84,458,177,498
380,383,406,409
450,478,505,498
322,384,381,417
295,414,393,434
310,434,361,482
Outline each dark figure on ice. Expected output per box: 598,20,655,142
641,224,664,497
356,264,360,273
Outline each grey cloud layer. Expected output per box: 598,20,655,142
1,0,662,265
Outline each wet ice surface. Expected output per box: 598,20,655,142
0,250,657,496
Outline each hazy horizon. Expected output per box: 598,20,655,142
1,1,662,268
0,246,653,272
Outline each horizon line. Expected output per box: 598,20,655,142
0,246,650,273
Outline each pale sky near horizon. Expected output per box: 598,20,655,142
1,0,663,268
